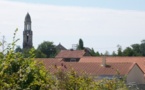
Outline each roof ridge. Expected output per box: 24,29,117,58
127,62,137,75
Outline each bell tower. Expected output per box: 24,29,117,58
23,13,33,49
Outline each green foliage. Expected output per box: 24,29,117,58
34,50,47,58
15,45,22,53
22,48,32,58
112,51,117,56
54,68,94,90
90,48,96,56
22,48,47,58
140,40,145,56
117,45,123,56
37,41,57,58
77,38,84,50
131,44,142,56
123,47,134,56
90,48,100,56
115,40,145,56
95,78,128,90
52,68,128,90
0,52,3,58
0,29,55,89
51,64,128,90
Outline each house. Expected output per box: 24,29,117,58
79,56,145,86
55,50,91,62
37,57,145,84
56,43,67,51
79,56,145,75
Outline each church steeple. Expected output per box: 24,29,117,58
23,13,33,49
24,13,31,30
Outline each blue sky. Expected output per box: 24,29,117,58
0,0,145,54
11,0,145,11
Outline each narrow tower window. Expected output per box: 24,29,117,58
27,24,30,30
27,34,29,42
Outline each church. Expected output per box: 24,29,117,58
23,13,33,49
22,13,66,51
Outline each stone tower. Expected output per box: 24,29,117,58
23,13,33,49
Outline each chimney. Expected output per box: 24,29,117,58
101,56,106,67
70,49,74,51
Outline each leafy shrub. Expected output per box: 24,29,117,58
95,78,128,90
52,67,128,90
53,68,94,90
0,29,55,89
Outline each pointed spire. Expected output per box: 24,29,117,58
25,12,31,22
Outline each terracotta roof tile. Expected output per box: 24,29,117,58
79,57,145,73
35,58,63,69
55,50,86,58
38,59,137,76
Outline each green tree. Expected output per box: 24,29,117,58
90,48,100,56
15,45,22,53
123,47,134,56
112,51,117,56
140,40,145,56
35,50,47,58
90,48,96,56
37,41,57,58
96,51,100,56
117,45,123,56
0,29,55,89
77,38,84,50
131,44,142,56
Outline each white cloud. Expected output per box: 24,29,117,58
0,0,145,53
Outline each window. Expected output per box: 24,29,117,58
27,34,29,42
27,24,30,30
70,58,76,62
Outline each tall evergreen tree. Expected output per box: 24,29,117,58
77,38,84,50
112,51,117,56
117,45,123,56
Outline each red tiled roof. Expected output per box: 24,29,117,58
39,59,137,76
35,58,63,69
35,58,63,62
79,57,145,73
55,50,86,58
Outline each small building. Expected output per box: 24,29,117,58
55,50,91,62
56,43,67,51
